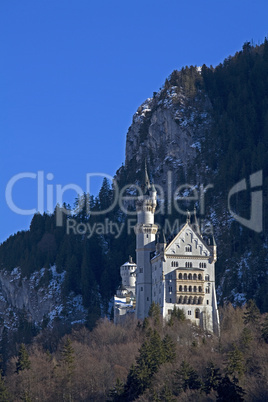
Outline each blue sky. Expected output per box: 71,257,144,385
1,0,268,243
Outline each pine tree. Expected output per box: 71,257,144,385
108,378,124,401
217,375,245,401
16,344,31,374
148,302,161,325
261,315,268,343
226,345,245,379
61,337,75,372
175,360,202,393
240,327,253,349
0,371,9,402
168,306,185,326
203,362,221,394
162,334,176,363
243,299,260,326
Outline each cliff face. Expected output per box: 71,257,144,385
125,78,212,192
0,266,86,335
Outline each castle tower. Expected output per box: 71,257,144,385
135,164,158,320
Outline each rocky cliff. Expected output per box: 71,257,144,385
0,266,86,337
125,68,212,190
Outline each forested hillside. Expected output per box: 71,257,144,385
1,302,268,401
0,39,268,374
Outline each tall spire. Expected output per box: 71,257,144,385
194,207,201,235
144,160,151,194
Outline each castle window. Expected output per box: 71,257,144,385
189,286,192,292
184,285,187,292
207,300,209,305
198,274,202,280
185,245,192,252
195,308,200,318
194,286,197,292
205,275,210,281
188,273,192,280
188,311,191,316
179,285,182,291
179,273,182,280
198,286,202,292
206,287,210,294
193,274,197,280
184,273,187,280
176,261,178,267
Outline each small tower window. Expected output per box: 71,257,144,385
195,308,200,318
185,245,192,252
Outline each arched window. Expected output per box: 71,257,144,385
179,285,182,291
189,286,192,292
198,286,202,293
176,261,179,267
193,274,197,280
195,308,200,318
198,274,202,280
185,245,192,252
179,273,182,280
205,275,210,281
188,273,192,280
184,273,187,280
184,285,187,292
194,286,197,292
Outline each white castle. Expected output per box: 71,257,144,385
114,166,220,335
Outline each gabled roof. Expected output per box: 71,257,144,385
165,222,211,257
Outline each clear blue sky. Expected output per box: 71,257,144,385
1,0,268,244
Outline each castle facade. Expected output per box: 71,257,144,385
114,168,220,334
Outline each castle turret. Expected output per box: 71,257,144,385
135,163,158,320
